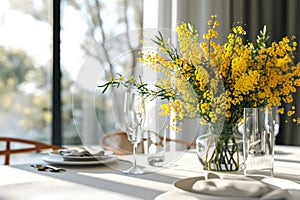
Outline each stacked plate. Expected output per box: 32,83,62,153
42,147,118,165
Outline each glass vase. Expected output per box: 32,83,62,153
195,123,243,172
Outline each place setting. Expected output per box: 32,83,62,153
42,146,118,166
155,172,300,200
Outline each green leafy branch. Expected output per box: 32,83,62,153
151,31,179,61
98,73,176,101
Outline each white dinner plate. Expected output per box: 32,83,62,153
172,176,299,200
42,155,118,165
49,150,113,161
173,176,259,200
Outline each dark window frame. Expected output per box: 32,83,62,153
52,0,62,145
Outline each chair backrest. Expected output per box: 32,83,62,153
100,130,196,155
100,131,144,155
0,137,63,165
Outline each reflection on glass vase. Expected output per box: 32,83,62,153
196,123,244,172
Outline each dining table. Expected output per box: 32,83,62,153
0,145,299,200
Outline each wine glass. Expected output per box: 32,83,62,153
123,91,145,174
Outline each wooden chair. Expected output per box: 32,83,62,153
100,130,196,155
0,137,63,165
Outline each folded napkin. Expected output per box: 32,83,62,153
58,147,105,157
192,173,293,199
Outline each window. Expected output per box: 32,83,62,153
0,0,52,143
0,0,144,146
60,0,143,145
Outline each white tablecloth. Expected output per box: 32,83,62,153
0,145,299,200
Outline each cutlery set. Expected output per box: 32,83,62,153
30,164,66,172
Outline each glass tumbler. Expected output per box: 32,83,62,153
243,107,275,176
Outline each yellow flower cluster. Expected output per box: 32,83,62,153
138,15,300,127
99,15,300,132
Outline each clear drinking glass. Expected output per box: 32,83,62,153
147,128,167,167
145,103,168,167
123,92,145,174
243,107,275,176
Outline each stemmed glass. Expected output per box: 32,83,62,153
123,91,146,174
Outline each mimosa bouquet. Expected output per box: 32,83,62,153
99,15,300,171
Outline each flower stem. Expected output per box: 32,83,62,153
205,134,239,171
